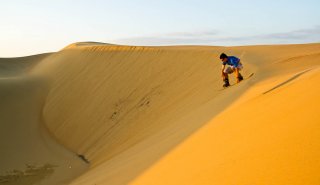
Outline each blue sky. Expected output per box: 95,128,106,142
1,0,319,57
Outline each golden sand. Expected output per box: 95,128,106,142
1,43,319,185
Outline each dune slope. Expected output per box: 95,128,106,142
0,55,88,185
1,43,319,185
30,43,320,185
29,43,254,184
130,48,320,185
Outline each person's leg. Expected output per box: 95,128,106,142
222,72,228,80
223,67,234,78
223,67,233,87
234,66,243,83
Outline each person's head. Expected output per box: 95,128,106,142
220,53,228,62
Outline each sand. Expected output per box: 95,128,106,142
0,42,319,185
0,55,88,185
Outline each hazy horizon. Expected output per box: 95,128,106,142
1,0,320,57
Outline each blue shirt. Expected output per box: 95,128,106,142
222,56,240,67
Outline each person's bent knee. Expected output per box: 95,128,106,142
224,67,233,74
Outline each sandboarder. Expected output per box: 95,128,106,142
220,53,244,87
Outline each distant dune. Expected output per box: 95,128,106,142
0,42,319,185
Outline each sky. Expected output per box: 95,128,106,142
1,0,320,57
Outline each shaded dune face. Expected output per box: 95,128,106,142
0,54,88,185
31,45,232,164
1,43,319,185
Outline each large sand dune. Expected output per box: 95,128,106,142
1,43,319,185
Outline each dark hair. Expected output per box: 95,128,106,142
220,53,228,59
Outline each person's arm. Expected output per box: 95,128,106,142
221,64,226,77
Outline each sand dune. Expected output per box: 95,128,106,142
0,54,49,77
1,42,319,185
0,55,88,185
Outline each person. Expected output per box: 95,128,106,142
219,53,244,87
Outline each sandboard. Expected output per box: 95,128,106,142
220,73,254,91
